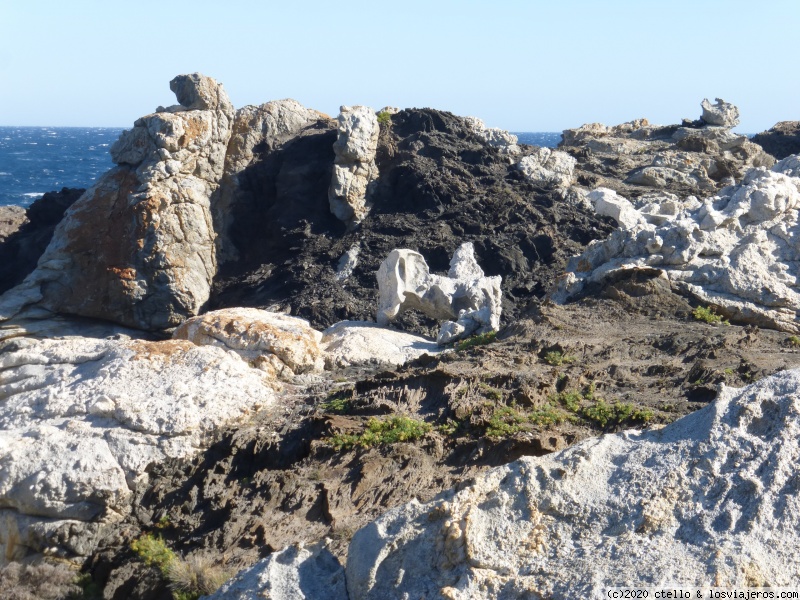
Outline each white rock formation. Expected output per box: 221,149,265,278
203,542,347,600
463,117,520,154
0,336,274,562
0,73,235,331
376,243,502,345
343,369,800,597
701,97,741,127
321,321,443,368
589,188,647,229
329,106,380,227
550,164,800,333
173,307,324,378
516,147,576,188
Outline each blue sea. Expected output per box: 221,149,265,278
0,128,561,209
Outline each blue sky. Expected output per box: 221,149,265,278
1,0,797,132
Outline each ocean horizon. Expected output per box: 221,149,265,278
0,128,562,208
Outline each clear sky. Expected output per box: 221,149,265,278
1,0,797,133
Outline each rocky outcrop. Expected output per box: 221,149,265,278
550,162,800,332
0,335,274,563
560,100,774,200
328,106,380,228
516,147,576,189
0,188,83,294
752,121,800,160
463,117,520,154
321,321,442,368
0,206,27,243
173,307,324,378
0,74,234,331
377,243,502,344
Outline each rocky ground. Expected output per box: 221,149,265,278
1,76,799,599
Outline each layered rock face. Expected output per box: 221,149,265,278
561,100,774,200
551,161,800,333
328,106,380,228
0,74,234,330
0,335,275,562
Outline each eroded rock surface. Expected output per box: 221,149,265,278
0,74,234,330
377,243,502,344
753,121,800,160
0,335,274,563
551,163,800,333
321,321,442,368
463,117,520,154
344,369,800,597
516,147,576,189
700,97,740,127
0,206,27,243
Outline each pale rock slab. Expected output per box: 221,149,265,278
0,206,27,242
463,117,520,154
0,73,235,331
701,97,741,127
345,369,800,598
321,321,443,368
203,542,347,600
516,147,576,188
376,243,502,345
173,307,324,378
329,106,380,227
589,188,647,230
0,336,274,562
550,167,800,333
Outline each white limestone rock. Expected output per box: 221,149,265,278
0,335,274,562
173,307,324,377
773,154,800,180
329,106,380,227
516,148,576,188
321,321,443,368
550,167,800,332
463,116,520,154
589,188,647,230
701,97,741,128
376,243,502,345
203,542,347,600
345,370,800,597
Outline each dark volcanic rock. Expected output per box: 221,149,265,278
752,121,800,160
0,187,83,293
210,108,614,335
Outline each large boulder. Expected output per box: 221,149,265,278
0,335,274,563
700,97,740,127
321,321,442,368
0,74,234,331
515,147,576,189
376,243,502,344
328,106,380,227
340,369,800,597
550,163,800,333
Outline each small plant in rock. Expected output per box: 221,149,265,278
321,392,351,414
455,331,497,352
692,305,729,325
166,554,231,600
131,533,176,577
477,382,503,401
485,406,527,437
581,400,653,429
377,110,392,126
330,416,432,450
542,351,576,366
787,335,800,348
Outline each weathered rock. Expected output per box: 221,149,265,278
343,369,800,597
173,307,324,377
700,97,741,127
0,206,27,243
0,74,234,331
550,166,800,333
0,336,274,563
752,121,800,160
774,154,800,179
589,188,646,229
329,106,379,227
0,188,84,295
376,243,502,344
515,147,576,188
463,116,520,154
203,542,347,600
321,321,442,368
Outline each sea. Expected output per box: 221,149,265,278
0,127,562,209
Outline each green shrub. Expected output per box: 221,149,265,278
377,111,392,125
692,306,729,325
788,335,800,347
581,400,653,428
131,533,175,577
166,555,230,600
485,406,527,437
321,393,351,414
330,416,431,450
542,351,576,366
455,331,497,351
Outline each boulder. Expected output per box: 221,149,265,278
515,147,576,188
203,542,347,600
700,97,741,127
550,165,800,333
173,307,324,378
376,243,502,345
0,335,274,562
328,106,380,227
463,117,520,154
321,321,442,368
343,369,800,597
0,74,234,331
752,121,800,160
